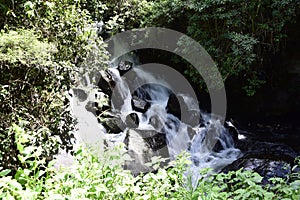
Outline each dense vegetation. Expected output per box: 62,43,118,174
0,0,299,199
0,0,109,172
1,128,300,199
97,0,300,96
155,0,299,95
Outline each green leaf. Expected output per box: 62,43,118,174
290,180,300,189
0,169,11,177
8,180,22,190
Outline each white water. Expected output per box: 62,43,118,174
107,62,241,185
66,54,241,186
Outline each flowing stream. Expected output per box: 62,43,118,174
109,62,241,185
66,54,241,187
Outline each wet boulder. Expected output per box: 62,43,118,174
125,113,140,128
99,111,126,133
221,142,297,184
149,115,164,132
85,101,98,116
118,60,133,76
97,69,116,97
166,93,181,119
225,121,239,143
121,68,139,91
222,157,291,185
123,129,169,174
204,123,224,152
183,110,202,127
241,142,297,163
166,94,201,126
131,95,151,113
133,84,172,103
139,130,167,152
164,116,180,132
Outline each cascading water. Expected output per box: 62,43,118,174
56,23,299,189
104,60,241,185
68,54,241,187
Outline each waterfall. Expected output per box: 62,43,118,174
68,55,241,187
107,60,241,183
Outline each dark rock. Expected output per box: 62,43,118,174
97,70,115,97
110,88,126,112
232,134,297,163
85,101,98,116
102,118,125,133
202,123,222,152
99,111,126,133
72,88,88,102
225,121,239,143
122,68,139,91
234,122,300,155
139,130,167,151
131,95,151,113
132,84,172,103
166,93,181,119
123,129,169,174
118,60,133,76
221,142,297,184
195,122,236,153
183,110,201,127
125,113,139,128
149,115,164,132
243,142,297,163
222,157,291,185
132,85,153,103
166,94,202,126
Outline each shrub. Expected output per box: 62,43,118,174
0,0,110,172
0,29,75,172
0,139,299,199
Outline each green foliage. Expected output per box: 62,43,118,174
0,29,74,172
102,0,154,34
0,1,110,173
0,1,299,198
0,29,56,66
0,1,299,97
1,0,109,67
2,0,295,96
140,0,299,95
0,143,299,199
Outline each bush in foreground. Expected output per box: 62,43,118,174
0,123,299,199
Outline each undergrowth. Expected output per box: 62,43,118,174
0,123,299,199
